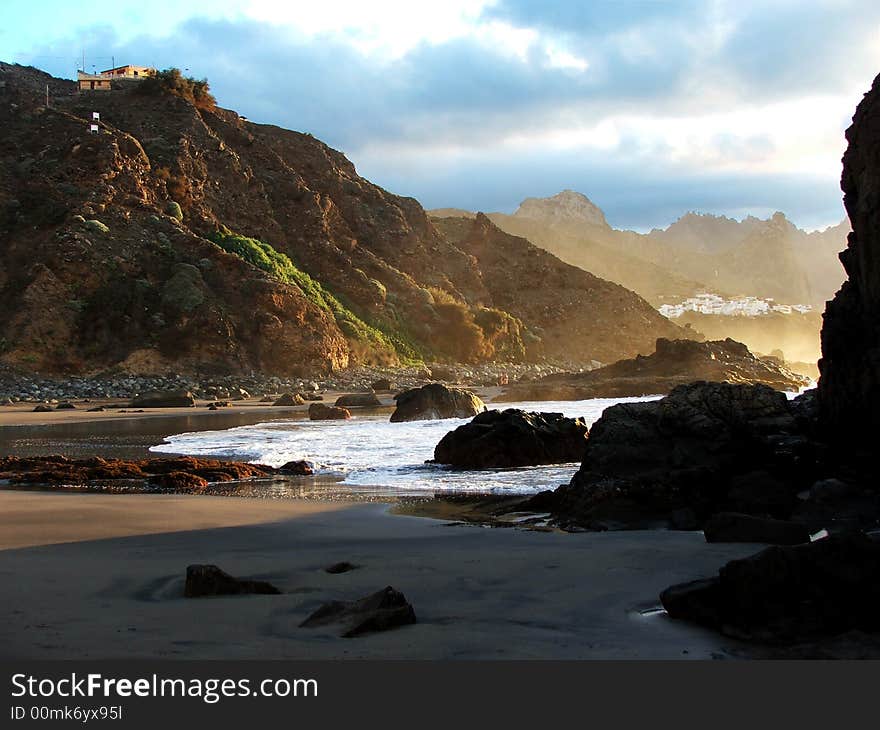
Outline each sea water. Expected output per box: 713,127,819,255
149,396,661,496
150,391,809,496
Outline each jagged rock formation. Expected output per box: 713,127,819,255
0,63,683,375
432,409,589,469
819,73,880,439
498,338,809,401
514,190,609,228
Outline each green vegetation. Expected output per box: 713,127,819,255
138,68,216,109
165,201,183,222
208,228,422,363
83,219,109,234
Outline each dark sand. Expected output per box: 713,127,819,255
0,491,763,660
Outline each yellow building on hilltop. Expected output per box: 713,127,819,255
77,64,154,91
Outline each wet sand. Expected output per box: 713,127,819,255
0,490,762,660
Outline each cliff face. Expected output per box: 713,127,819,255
819,73,880,435
0,63,683,374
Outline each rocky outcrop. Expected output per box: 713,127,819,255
130,389,195,408
184,564,281,598
390,383,485,423
660,532,880,642
498,338,809,401
819,73,880,440
0,456,274,491
299,586,416,637
308,402,351,420
536,381,819,530
433,409,588,469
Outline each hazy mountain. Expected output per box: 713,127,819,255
432,192,848,309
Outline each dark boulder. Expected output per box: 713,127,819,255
299,586,416,637
130,389,195,408
702,512,812,545
184,564,282,598
433,409,588,469
660,532,880,642
325,561,358,574
273,392,305,406
335,393,382,408
32,404,53,412
371,378,392,391
55,401,76,410
278,460,314,475
308,402,351,420
390,383,485,423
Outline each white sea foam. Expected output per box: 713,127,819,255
149,396,662,495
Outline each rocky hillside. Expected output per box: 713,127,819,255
432,215,682,363
819,72,880,438
0,63,685,375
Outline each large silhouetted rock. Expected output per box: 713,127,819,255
538,381,815,529
660,532,880,642
819,73,880,440
433,409,588,468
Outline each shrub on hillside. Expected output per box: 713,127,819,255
138,68,216,110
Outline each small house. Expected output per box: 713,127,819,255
77,72,111,92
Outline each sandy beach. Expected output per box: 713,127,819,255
0,490,764,660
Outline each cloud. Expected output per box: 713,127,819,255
12,1,877,230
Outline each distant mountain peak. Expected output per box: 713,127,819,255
514,190,609,228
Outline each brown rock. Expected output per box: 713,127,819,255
278,460,314,475
335,392,381,407
273,392,305,406
130,389,195,408
308,402,351,420
390,383,485,422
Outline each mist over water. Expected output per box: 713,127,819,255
151,397,662,495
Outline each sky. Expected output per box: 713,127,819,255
2,1,879,231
